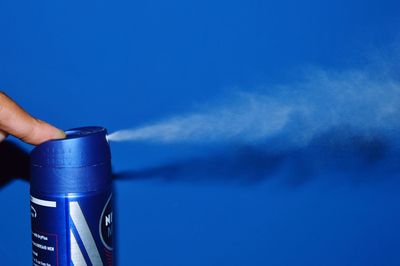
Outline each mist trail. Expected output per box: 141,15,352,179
107,66,400,149
108,94,293,143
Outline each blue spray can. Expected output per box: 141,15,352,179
30,126,113,266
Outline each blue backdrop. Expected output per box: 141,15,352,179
1,0,400,265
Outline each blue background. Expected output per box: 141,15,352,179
1,0,400,265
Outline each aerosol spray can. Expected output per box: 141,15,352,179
30,126,113,266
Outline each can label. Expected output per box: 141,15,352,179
31,190,113,266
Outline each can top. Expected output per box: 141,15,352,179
30,126,112,194
31,126,111,168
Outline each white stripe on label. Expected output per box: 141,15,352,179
30,196,57,208
70,201,103,265
70,229,88,266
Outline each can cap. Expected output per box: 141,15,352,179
30,126,112,194
31,126,110,168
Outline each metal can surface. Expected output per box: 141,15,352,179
30,126,113,266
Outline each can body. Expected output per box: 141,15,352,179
31,189,113,266
30,127,113,266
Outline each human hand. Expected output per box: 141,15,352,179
0,92,65,145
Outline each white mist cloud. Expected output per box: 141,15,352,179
108,93,293,143
107,64,400,147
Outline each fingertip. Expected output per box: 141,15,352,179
0,129,7,143
52,128,66,140
39,123,66,144
0,93,66,145
27,120,66,145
